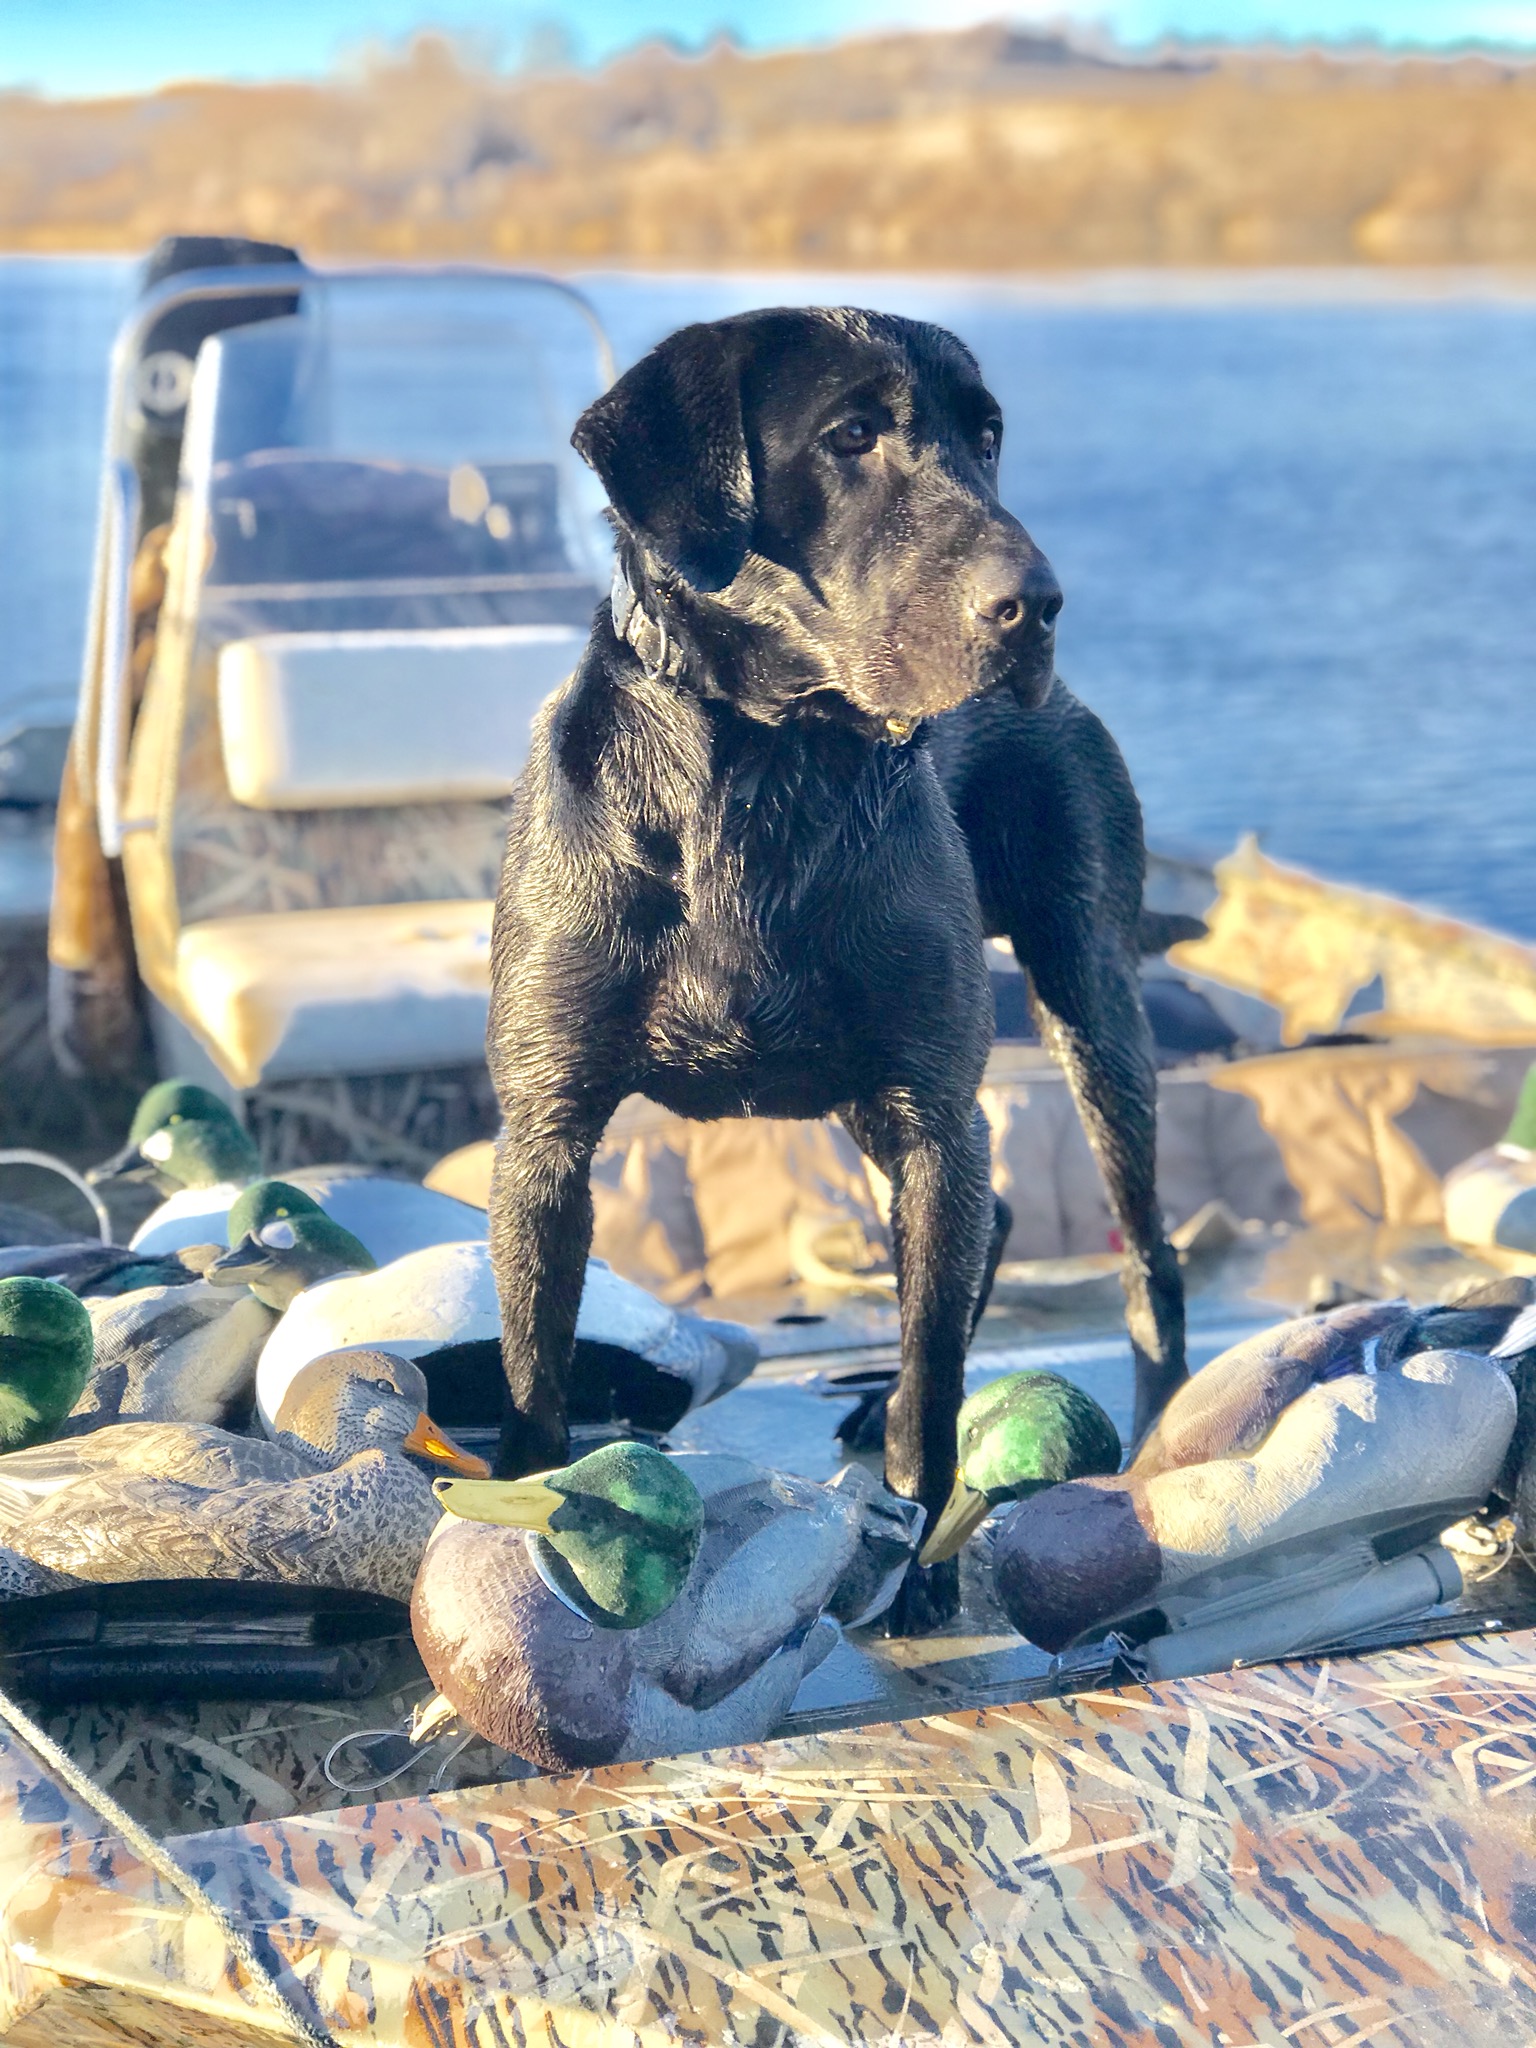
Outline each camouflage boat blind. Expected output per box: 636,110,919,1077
5,1628,1536,2044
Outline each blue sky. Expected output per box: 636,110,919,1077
4,0,1535,98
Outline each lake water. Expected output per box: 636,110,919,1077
3,258,1534,935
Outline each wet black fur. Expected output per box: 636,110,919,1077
487,308,1186,1629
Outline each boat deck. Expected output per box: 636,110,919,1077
3,1222,1536,2044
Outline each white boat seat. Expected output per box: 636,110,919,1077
217,625,584,809
173,900,492,1088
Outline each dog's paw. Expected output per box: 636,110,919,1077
881,1555,960,1636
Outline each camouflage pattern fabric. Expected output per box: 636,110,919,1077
4,1629,1536,2042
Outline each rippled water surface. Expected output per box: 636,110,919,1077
4,260,1533,932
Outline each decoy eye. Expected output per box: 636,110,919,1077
371,1378,396,1395
259,1218,297,1250
978,423,1000,463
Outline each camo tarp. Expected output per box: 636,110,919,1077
5,1627,1536,2045
1172,837,1536,1048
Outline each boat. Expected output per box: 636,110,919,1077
3,245,1536,2045
28,236,612,1187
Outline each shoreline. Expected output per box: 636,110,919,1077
5,252,1536,305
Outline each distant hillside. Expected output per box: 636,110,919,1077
4,25,1536,266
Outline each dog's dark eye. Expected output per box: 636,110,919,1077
826,418,880,458
978,424,1001,463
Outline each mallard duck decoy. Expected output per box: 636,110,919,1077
0,1279,94,1451
918,1369,1122,1564
90,1079,487,1265
0,1348,488,1604
252,1239,757,1439
412,1444,922,1770
987,1314,1519,1662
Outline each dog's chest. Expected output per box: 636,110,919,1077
646,893,842,1059
637,839,871,1115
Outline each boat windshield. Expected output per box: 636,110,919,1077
175,269,613,597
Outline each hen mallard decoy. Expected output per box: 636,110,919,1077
252,1238,757,1439
918,1369,1123,1564
0,1348,488,1604
0,1279,94,1452
412,1443,922,1770
1132,1292,1535,1479
90,1079,487,1265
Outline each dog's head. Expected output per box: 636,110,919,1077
572,307,1061,732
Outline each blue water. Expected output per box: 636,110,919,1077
3,258,1534,935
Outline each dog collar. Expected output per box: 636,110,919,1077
610,560,684,681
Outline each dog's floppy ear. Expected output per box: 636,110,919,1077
572,322,754,593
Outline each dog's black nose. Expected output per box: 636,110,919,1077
971,556,1063,641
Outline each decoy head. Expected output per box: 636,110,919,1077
0,1277,94,1451
206,1180,376,1310
271,1347,489,1477
919,1368,1122,1564
434,1441,705,1629
88,1080,260,1195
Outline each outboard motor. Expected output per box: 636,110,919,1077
126,235,303,534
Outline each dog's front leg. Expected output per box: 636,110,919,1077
488,1087,619,1478
842,1094,993,1632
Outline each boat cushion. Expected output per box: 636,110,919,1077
173,899,492,1089
217,625,584,808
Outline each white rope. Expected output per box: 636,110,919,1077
0,1679,332,2044
0,1150,113,1246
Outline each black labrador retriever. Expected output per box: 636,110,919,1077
487,307,1186,1626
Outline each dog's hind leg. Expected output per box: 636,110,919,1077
1020,931,1187,1443
841,1094,994,1632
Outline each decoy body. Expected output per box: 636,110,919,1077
0,1242,209,1298
91,1080,487,1265
1131,1293,1531,1479
252,1238,757,1440
1443,1064,1536,1262
70,1280,277,1433
0,1350,487,1604
413,1444,922,1771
